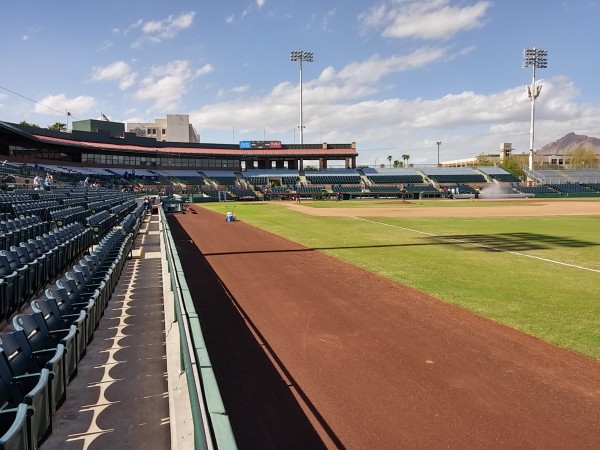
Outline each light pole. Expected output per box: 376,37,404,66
523,47,548,171
290,50,313,144
436,141,441,166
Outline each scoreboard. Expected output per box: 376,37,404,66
239,140,282,149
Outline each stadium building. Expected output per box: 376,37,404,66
0,120,358,171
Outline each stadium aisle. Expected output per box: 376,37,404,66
42,215,171,450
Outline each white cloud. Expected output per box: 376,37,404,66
97,40,114,52
112,19,143,37
359,0,492,40
330,47,447,85
35,94,97,117
217,85,250,97
131,11,196,46
196,64,214,77
133,60,210,111
231,85,250,94
240,7,252,20
256,0,266,7
226,5,255,24
91,61,137,90
322,8,336,32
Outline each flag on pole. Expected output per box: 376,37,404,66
101,113,110,122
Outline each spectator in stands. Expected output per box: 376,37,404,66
45,172,53,189
84,176,90,187
33,173,43,190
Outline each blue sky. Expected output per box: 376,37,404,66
1,0,599,165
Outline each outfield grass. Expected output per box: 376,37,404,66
201,201,600,360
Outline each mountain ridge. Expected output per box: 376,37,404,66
537,133,600,156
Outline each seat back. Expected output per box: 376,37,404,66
0,347,51,446
0,402,30,450
0,255,14,277
10,316,67,414
32,298,87,363
0,331,36,376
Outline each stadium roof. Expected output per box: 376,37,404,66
0,121,357,158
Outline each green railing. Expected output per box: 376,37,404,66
160,208,237,450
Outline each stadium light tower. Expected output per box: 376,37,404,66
436,141,442,166
290,50,313,144
523,47,548,171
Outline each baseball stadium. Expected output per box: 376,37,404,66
0,119,599,449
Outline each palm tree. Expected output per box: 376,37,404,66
387,155,392,167
48,122,67,132
402,154,410,167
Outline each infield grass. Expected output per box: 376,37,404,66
201,200,600,360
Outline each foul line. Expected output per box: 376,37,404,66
351,216,600,274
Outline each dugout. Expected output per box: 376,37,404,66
162,198,184,213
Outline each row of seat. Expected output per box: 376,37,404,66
50,206,87,228
0,213,138,449
0,223,94,323
0,216,52,252
12,202,62,222
87,210,118,243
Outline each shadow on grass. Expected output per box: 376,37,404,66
427,232,599,252
167,218,338,450
197,229,598,256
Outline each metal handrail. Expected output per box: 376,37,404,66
160,208,237,450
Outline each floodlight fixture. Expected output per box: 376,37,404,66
523,47,548,171
290,50,314,144
436,141,442,166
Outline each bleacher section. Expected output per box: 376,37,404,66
547,183,599,196
584,183,600,192
201,171,237,186
421,167,487,183
515,185,558,195
0,186,144,448
361,167,424,184
243,169,300,187
368,185,402,194
477,167,520,183
305,169,361,185
531,169,600,184
332,185,363,194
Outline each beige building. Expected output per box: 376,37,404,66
127,114,199,143
440,143,525,167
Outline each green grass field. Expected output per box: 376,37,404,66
201,200,600,360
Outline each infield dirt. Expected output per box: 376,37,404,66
283,198,600,217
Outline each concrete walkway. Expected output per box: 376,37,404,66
42,214,171,450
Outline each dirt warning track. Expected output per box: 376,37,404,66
168,205,600,449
